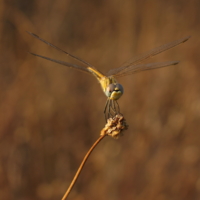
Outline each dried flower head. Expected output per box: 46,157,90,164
100,114,128,139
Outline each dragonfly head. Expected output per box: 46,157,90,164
105,83,124,100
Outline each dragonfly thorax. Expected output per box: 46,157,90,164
105,83,124,100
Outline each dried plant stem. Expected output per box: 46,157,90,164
61,134,106,200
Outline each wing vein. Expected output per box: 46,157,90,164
107,36,190,76
114,61,179,78
29,52,91,74
27,31,95,68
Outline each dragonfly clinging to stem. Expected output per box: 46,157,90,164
27,32,190,120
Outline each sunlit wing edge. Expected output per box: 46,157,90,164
27,31,95,68
107,35,190,76
113,61,179,78
29,52,92,74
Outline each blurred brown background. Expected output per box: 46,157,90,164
0,0,199,199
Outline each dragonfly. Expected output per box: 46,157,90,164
27,32,190,120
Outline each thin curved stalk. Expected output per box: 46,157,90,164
61,134,106,200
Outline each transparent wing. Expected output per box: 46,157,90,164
107,35,190,76
27,31,95,68
29,52,91,74
28,32,106,77
114,60,179,78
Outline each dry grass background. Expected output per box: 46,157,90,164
0,0,199,199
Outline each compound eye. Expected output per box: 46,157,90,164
107,84,115,93
105,84,115,97
115,84,124,93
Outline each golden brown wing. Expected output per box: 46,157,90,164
28,32,105,78
113,61,179,78
29,52,91,74
107,36,190,77
27,31,94,68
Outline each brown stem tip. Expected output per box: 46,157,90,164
101,114,128,139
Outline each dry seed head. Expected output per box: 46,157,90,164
100,114,128,139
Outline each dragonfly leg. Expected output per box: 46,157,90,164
110,100,116,117
110,100,117,115
107,99,111,119
104,99,109,121
104,99,121,121
115,100,120,113
104,99,113,121
104,99,109,114
109,100,114,113
112,100,117,113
